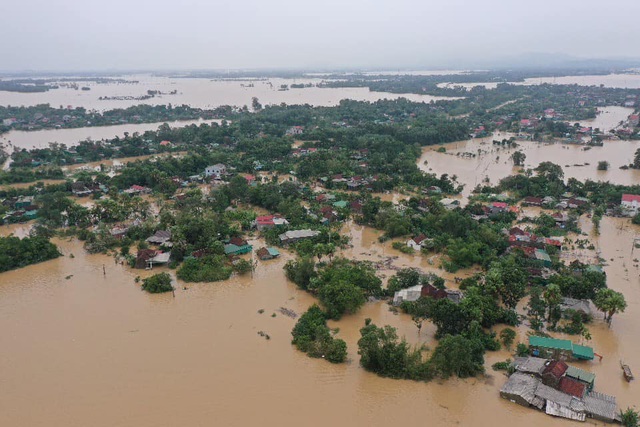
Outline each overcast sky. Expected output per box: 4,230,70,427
2,0,639,71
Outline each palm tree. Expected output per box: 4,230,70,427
594,288,627,326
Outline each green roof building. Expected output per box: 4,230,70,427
333,200,348,209
224,244,252,256
528,336,594,361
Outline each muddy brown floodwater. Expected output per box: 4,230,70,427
1,213,638,427
419,108,640,202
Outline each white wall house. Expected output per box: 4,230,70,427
205,164,227,178
621,194,640,216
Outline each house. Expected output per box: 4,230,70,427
406,234,428,251
560,297,592,318
286,126,304,135
333,200,348,209
254,215,289,231
541,360,568,388
523,196,543,207
534,249,552,267
146,230,172,246
621,194,640,216
71,182,93,197
110,225,129,240
501,372,618,423
499,372,542,408
629,114,640,127
147,251,171,268
204,164,227,179
513,356,548,376
529,336,594,361
135,249,158,269
256,247,280,261
279,229,320,245
392,284,424,305
124,185,151,195
421,283,463,303
565,366,596,392
440,198,460,210
224,238,253,255
15,196,35,210
425,186,442,194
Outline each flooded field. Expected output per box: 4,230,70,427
0,118,212,150
0,75,455,111
419,113,640,201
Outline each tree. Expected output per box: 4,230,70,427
500,328,516,350
535,161,564,182
511,150,526,166
291,305,347,363
251,97,262,111
141,272,174,293
319,282,366,319
594,288,627,325
633,148,640,169
597,161,609,171
543,284,562,322
357,321,432,381
430,334,485,378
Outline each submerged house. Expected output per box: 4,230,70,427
406,234,429,251
224,237,252,256
256,247,280,261
500,372,619,423
279,229,320,245
529,336,594,361
146,230,172,246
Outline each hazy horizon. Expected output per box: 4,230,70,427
2,0,640,72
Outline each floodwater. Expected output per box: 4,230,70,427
522,73,640,89
418,109,640,201
0,75,456,110
1,213,639,427
2,78,640,427
0,118,212,150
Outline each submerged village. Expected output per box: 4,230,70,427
1,70,640,427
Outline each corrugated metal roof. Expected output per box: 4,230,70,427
500,373,539,405
565,366,596,384
514,357,547,375
529,336,573,351
572,344,594,360
545,400,586,422
583,391,617,421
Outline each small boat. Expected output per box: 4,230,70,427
621,360,634,382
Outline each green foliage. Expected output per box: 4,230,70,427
500,328,516,350
594,288,627,324
176,255,233,282
492,359,512,371
141,272,174,293
318,282,366,320
597,161,609,171
516,343,530,357
392,241,414,254
429,333,485,378
291,305,347,363
233,259,253,275
357,321,433,381
620,408,639,427
284,257,317,290
386,268,423,295
0,235,61,272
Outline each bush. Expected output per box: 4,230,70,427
176,255,233,282
515,343,529,357
141,272,174,293
392,241,414,254
492,359,512,371
233,258,253,274
500,328,516,349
